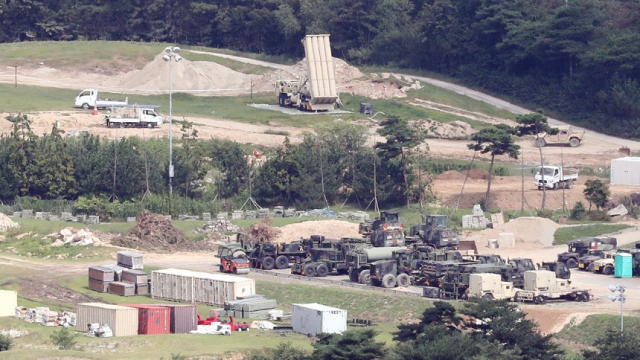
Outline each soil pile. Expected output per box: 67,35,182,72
245,218,281,242
411,119,476,139
275,220,360,243
467,216,559,249
113,211,209,252
0,213,19,232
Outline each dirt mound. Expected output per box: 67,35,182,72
436,171,467,181
0,213,19,232
113,211,210,252
275,220,360,243
468,216,559,249
411,119,476,139
468,168,489,180
103,52,259,94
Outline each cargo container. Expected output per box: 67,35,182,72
151,268,255,306
121,304,171,334
0,290,17,317
88,266,115,282
151,304,197,334
76,303,138,336
109,281,136,297
122,269,148,284
88,278,110,293
117,251,144,269
292,303,347,336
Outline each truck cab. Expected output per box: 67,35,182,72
408,214,460,248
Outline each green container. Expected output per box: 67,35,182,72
614,253,633,278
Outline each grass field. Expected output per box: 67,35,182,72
556,314,640,352
553,224,633,245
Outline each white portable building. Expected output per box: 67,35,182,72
610,157,640,185
0,290,17,317
291,303,347,336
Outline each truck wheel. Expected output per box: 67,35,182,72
219,265,224,272
360,270,371,285
534,295,547,305
535,138,546,147
397,273,410,287
588,263,594,272
552,182,558,190
579,292,590,302
275,255,289,269
232,267,238,274
349,268,358,282
262,256,275,270
568,180,574,189
147,123,153,128
304,264,316,277
381,274,397,288
537,186,543,191
603,266,613,275
483,293,494,300
316,264,329,277
569,138,580,147
119,123,125,128
565,258,577,269
82,103,90,110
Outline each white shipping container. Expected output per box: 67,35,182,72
76,303,138,336
151,268,255,306
0,290,17,317
610,157,640,185
292,303,347,336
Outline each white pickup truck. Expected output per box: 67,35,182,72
106,106,162,128
75,89,128,109
534,165,578,190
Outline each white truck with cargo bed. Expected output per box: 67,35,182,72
106,105,162,128
534,165,578,190
75,89,128,109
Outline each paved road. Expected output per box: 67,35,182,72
189,49,640,149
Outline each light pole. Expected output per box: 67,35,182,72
162,46,183,214
608,285,626,333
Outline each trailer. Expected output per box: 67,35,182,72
106,105,163,128
534,165,578,190
75,89,128,109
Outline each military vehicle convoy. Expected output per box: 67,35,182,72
290,236,369,277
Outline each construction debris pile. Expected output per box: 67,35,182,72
15,307,77,327
193,219,239,234
245,218,281,242
113,211,210,252
51,227,104,247
0,213,19,232
88,251,148,297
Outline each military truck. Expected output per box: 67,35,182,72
535,125,585,148
346,246,404,284
557,237,617,268
291,237,369,277
406,215,460,249
359,211,401,235
368,247,442,288
468,270,591,304
578,246,616,271
537,261,571,279
440,262,526,299
236,233,307,270
591,252,617,275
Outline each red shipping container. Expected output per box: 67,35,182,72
120,304,171,335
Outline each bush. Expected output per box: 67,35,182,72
570,201,587,220
536,209,553,219
588,210,611,222
619,195,640,219
50,327,77,350
494,166,510,176
0,334,13,351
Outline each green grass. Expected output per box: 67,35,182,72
556,314,640,346
553,224,632,245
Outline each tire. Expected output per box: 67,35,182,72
552,182,558,190
219,265,225,273
262,256,275,270
119,123,125,128
304,264,316,277
360,270,371,284
538,186,543,191
82,103,90,110
568,180,574,189
535,138,546,147
275,255,289,269
348,268,358,282
316,264,329,277
381,274,397,288
147,123,152,128
483,293,494,300
566,258,577,269
397,273,411,287
569,138,580,147
603,266,614,275
588,263,594,272
534,295,547,305
233,267,238,274
579,292,590,302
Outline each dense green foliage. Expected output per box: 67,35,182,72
49,326,77,350
0,334,12,351
1,1,639,137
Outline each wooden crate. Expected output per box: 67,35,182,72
136,283,149,296
88,266,115,282
88,278,110,293
109,281,136,297
122,269,148,284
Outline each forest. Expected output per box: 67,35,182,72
1,0,639,138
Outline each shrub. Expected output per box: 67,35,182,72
570,201,587,220
50,327,77,350
536,209,554,219
588,210,611,222
0,334,13,351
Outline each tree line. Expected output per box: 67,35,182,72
0,114,434,212
1,0,639,138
